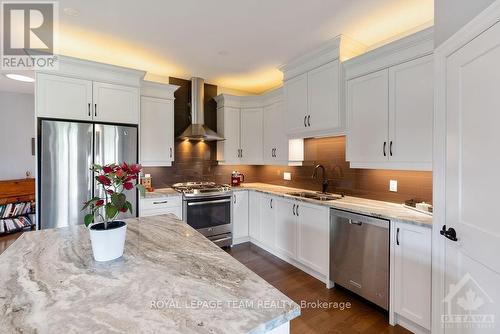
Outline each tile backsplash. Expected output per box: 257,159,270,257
144,136,432,204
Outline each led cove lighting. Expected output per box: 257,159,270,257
4,74,35,82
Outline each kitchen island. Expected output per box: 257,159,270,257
0,215,300,333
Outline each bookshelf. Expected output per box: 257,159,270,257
0,178,36,238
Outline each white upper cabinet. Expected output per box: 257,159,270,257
284,73,308,134
388,55,433,166
217,106,241,163
240,108,263,164
215,88,303,165
345,28,434,171
36,56,144,124
93,82,139,124
347,69,389,163
281,36,365,139
36,73,93,121
307,60,341,132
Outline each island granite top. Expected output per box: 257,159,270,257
0,215,300,334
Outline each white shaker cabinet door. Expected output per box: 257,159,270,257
388,55,433,167
36,73,93,121
347,69,389,163
232,191,249,243
217,107,241,163
307,60,340,132
93,82,139,124
393,222,431,330
284,73,308,135
240,108,263,164
275,198,297,259
140,97,174,166
297,202,329,276
248,191,261,242
259,194,276,250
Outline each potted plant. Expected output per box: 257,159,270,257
82,162,144,262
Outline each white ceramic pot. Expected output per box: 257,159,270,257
89,221,127,262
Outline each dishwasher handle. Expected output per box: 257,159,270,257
349,219,363,226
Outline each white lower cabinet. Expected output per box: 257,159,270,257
232,191,249,244
259,194,276,250
275,198,297,258
139,196,182,220
296,202,329,276
392,221,431,332
248,191,261,241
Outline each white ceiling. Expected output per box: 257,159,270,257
0,71,34,95
7,0,434,94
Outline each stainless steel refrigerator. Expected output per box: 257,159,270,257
39,120,138,229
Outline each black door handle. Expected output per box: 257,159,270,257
440,225,458,241
88,103,91,116
396,227,400,245
304,115,307,127
293,204,296,216
307,115,311,127
383,142,387,157
94,103,97,117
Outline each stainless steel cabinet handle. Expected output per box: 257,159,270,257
307,115,311,127
88,103,91,117
383,142,387,157
94,104,97,117
349,219,363,226
170,147,173,158
293,204,296,216
390,141,393,156
304,115,307,127
270,198,273,209
296,204,299,216
187,199,231,206
153,200,168,205
396,227,400,245
241,149,243,158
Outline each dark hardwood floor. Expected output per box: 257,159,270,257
0,231,23,255
226,242,411,334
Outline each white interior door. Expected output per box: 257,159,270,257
347,69,389,163
443,20,500,334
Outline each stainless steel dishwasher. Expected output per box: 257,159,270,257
330,209,389,310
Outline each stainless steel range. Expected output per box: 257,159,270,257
172,182,233,247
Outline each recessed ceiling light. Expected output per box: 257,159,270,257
63,7,80,17
4,74,35,82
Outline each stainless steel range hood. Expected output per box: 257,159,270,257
177,77,225,141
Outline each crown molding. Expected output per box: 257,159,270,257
36,54,146,87
343,27,434,80
215,86,283,109
280,35,367,81
141,80,179,100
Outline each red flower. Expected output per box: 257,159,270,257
97,175,111,186
120,207,128,212
107,189,114,195
96,199,104,207
103,166,113,173
115,169,124,178
121,162,130,172
123,182,134,190
130,164,142,174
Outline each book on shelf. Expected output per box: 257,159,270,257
0,201,36,235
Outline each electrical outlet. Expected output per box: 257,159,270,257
389,180,398,192
283,172,292,181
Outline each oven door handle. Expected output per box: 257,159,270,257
187,199,232,206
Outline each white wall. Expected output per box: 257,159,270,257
0,91,35,180
434,0,495,46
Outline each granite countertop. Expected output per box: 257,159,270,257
0,215,300,333
237,183,432,227
142,187,181,199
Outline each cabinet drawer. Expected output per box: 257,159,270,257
141,196,182,211
140,206,182,219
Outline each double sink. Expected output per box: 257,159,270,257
285,191,343,202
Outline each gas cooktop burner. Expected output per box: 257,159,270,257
172,182,232,197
